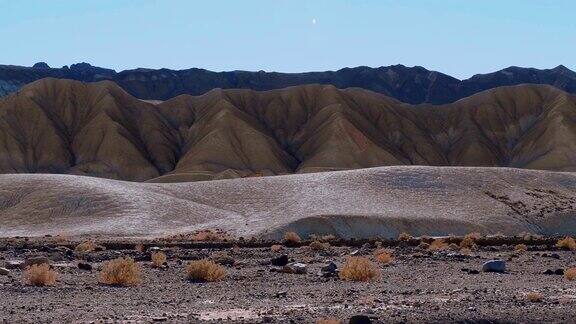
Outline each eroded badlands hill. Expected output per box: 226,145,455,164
0,78,575,182
1,166,575,238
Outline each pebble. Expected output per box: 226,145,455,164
271,255,288,267
77,262,93,271
212,255,235,266
0,267,10,276
4,260,24,269
482,259,506,273
23,257,51,268
318,261,338,277
282,262,307,274
349,315,372,324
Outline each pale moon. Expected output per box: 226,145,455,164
312,18,317,25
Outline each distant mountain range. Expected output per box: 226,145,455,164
1,62,575,104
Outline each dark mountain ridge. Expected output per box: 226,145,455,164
0,62,575,104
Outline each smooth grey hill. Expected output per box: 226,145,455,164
0,62,575,104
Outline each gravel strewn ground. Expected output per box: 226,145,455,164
0,239,575,323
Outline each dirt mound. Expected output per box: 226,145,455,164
0,79,576,182
1,166,575,238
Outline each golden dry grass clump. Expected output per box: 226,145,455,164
283,231,301,245
151,251,167,267
374,248,393,264
527,292,543,302
418,242,430,250
565,268,576,281
100,257,141,286
514,244,528,253
339,257,380,281
309,240,330,251
309,234,337,242
398,232,411,241
186,259,226,282
191,229,230,242
75,240,99,253
428,238,449,251
556,237,576,250
23,264,57,286
465,232,481,240
55,232,69,244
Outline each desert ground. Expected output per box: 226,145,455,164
0,235,575,323
2,166,576,240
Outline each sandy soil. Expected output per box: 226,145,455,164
0,237,575,323
2,166,576,240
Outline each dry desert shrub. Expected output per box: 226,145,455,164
374,248,393,264
186,259,226,282
23,264,57,286
459,237,476,249
556,237,576,250
191,229,230,242
418,242,430,250
100,257,141,286
271,244,283,252
309,240,330,251
565,268,576,281
310,234,337,242
339,257,380,281
151,251,167,267
316,319,342,324
75,240,98,253
514,244,528,253
465,232,481,240
527,291,543,302
398,232,411,241
428,238,449,251
55,232,69,244
283,231,301,245
448,243,459,251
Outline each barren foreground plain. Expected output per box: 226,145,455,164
1,234,575,323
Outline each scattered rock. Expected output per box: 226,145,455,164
349,315,372,324
148,246,162,252
322,261,338,273
23,257,50,269
4,260,24,269
543,269,554,275
212,254,235,266
482,259,506,273
350,250,360,256
77,262,93,271
318,261,338,277
550,253,560,260
0,267,10,276
271,255,288,267
554,268,565,275
282,262,307,274
274,291,287,298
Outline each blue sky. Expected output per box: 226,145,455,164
0,0,574,79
